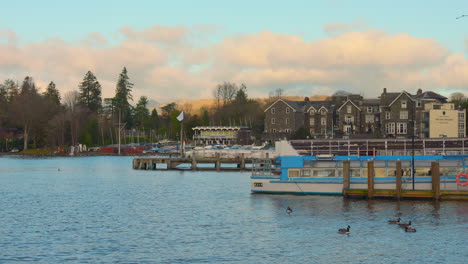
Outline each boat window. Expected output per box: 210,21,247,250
375,168,387,177
440,168,463,177
350,168,361,177
312,169,335,177
288,169,300,178
300,169,312,177
415,168,431,177
374,161,386,168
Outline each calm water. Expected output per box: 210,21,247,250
1,156,467,264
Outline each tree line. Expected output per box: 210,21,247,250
0,69,266,152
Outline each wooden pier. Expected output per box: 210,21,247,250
342,160,468,200
133,153,274,171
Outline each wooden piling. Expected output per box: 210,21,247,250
367,160,374,199
431,162,440,200
240,153,245,170
342,160,350,197
396,160,402,199
192,155,197,171
215,153,221,171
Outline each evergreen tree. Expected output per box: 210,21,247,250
150,109,160,130
78,71,102,113
114,67,133,120
134,96,150,130
44,81,61,106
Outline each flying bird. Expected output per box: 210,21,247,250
456,15,467,19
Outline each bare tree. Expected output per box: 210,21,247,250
213,82,238,106
64,91,88,146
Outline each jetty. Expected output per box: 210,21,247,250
133,153,274,171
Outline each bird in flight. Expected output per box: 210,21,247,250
456,15,467,19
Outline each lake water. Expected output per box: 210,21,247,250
1,156,467,264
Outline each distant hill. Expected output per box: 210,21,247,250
156,95,329,115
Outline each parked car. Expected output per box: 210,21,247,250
10,148,19,153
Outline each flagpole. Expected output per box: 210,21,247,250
180,119,184,157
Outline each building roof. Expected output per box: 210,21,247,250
264,98,305,113
337,99,361,111
362,99,380,106
414,91,447,101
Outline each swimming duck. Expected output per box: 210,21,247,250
338,225,350,234
286,206,293,215
388,217,401,224
405,226,417,232
399,221,412,228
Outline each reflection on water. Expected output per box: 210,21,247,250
0,156,467,263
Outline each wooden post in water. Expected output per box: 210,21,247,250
240,153,245,170
215,152,221,171
367,160,374,199
396,160,402,199
192,155,197,171
133,159,139,169
342,160,351,197
431,162,440,200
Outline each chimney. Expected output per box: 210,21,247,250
383,88,387,94
304,97,310,102
417,89,422,95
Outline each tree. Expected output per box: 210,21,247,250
213,82,238,107
134,96,150,130
114,67,133,125
78,71,102,113
44,81,61,107
450,92,466,108
8,77,49,150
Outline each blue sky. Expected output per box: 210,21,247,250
3,0,466,51
0,0,467,103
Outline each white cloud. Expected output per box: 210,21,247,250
0,26,467,104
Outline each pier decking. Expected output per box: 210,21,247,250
133,155,275,171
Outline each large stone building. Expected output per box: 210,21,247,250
263,88,465,141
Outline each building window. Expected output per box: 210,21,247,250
285,107,290,114
386,123,395,134
321,117,327,126
310,109,316,114
321,109,327,115
310,118,315,126
400,111,408,120
367,107,372,113
417,100,422,108
309,128,315,134
345,115,353,124
271,118,275,124
397,123,407,134
271,108,275,114
386,112,391,119
285,118,289,124
285,129,291,133
344,125,352,134
272,129,276,133
347,105,352,114
365,115,374,123
401,101,407,109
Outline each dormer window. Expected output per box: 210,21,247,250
401,101,407,109
285,107,290,114
367,107,372,113
321,109,327,115
271,108,275,114
309,109,316,114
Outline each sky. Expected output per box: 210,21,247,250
0,0,467,105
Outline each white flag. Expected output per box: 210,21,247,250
177,111,184,121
